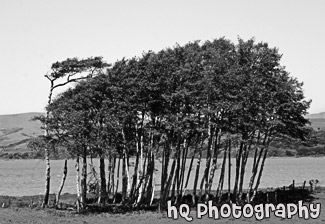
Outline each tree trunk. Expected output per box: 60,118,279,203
251,146,269,202
193,135,204,197
121,128,130,204
130,127,141,200
147,152,155,206
159,134,171,209
163,153,177,202
122,150,128,203
184,145,196,190
56,160,67,207
201,126,214,195
109,155,116,198
137,151,148,204
162,134,180,205
144,151,155,206
98,156,107,205
75,156,81,211
238,144,249,201
174,132,182,200
42,82,54,208
227,138,231,202
248,131,269,200
80,147,87,205
180,137,190,195
42,148,51,208
247,146,264,200
216,143,227,200
233,141,243,200
114,157,121,203
252,131,261,171
107,153,112,196
207,130,221,193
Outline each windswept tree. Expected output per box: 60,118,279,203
40,57,108,207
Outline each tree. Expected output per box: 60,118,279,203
41,57,108,207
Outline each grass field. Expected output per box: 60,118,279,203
0,188,324,224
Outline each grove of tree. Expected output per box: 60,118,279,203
31,37,311,210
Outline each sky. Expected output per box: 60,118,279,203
0,0,324,115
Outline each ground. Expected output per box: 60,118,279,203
0,189,324,224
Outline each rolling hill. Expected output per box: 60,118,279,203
0,112,43,155
306,112,325,130
305,112,325,119
0,111,324,158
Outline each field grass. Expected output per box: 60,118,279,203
0,188,324,224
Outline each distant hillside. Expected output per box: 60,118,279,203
0,111,324,159
306,112,325,119
0,112,43,155
306,112,325,130
308,118,325,130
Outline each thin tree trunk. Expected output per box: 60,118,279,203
193,135,204,197
42,148,51,207
42,82,54,208
216,144,227,200
98,156,107,205
159,135,171,209
131,113,145,202
114,157,121,203
75,156,81,211
248,131,269,200
130,127,141,200
122,150,128,203
80,147,87,205
233,141,243,200
238,144,249,201
121,128,129,203
251,146,269,202
180,137,191,195
107,153,112,196
110,155,117,198
138,148,153,206
202,126,214,194
163,154,177,200
184,145,196,191
138,150,148,204
207,129,221,193
252,131,261,171
174,132,182,200
227,138,231,202
126,152,131,198
56,160,67,207
150,164,156,206
171,165,177,201
247,146,264,200
163,139,180,205
148,152,155,206
145,151,155,206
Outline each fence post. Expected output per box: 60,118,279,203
302,180,306,190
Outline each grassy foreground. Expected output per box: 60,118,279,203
0,188,324,224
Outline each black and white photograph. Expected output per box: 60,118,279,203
0,0,324,223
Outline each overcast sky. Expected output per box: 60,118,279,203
1,0,324,115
